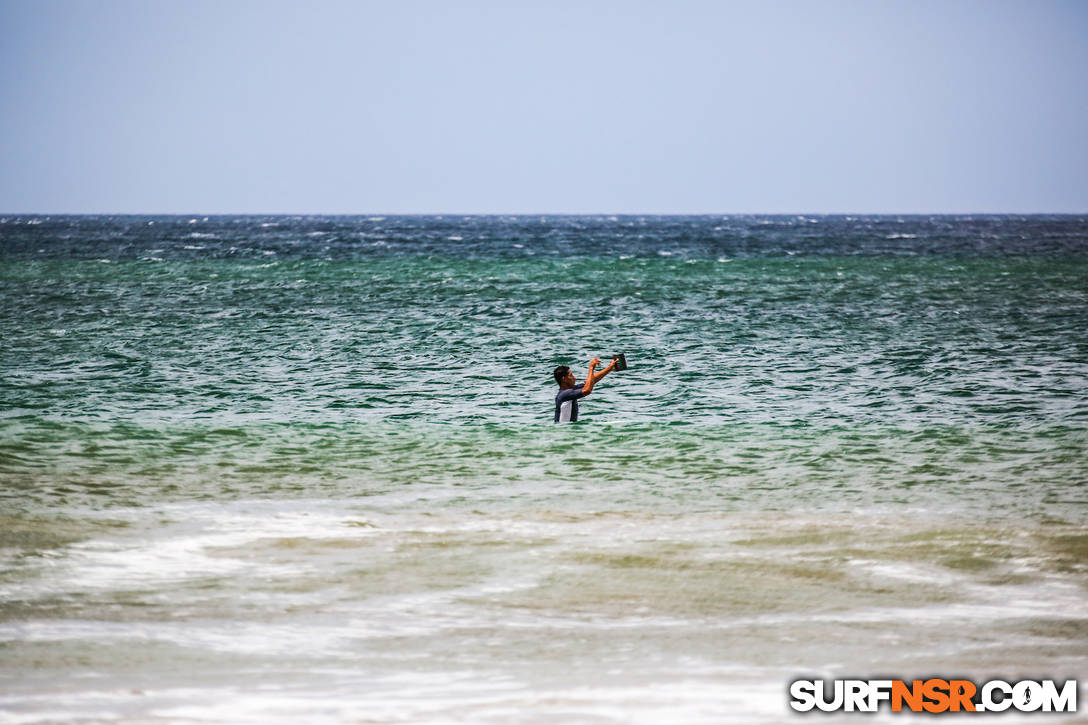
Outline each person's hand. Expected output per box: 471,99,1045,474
607,356,618,369
590,357,601,368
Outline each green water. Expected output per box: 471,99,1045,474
4,253,1086,516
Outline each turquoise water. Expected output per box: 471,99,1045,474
1,215,1086,722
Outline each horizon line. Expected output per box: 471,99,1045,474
3,210,1088,217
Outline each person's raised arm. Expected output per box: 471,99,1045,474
581,358,600,395
581,357,618,395
591,356,618,384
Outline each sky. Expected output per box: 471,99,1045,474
1,0,1086,214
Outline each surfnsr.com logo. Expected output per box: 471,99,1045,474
789,679,1078,713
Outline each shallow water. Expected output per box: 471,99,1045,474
1,215,1086,722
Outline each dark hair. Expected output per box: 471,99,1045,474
553,365,570,385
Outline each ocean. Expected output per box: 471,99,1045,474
1,214,1086,723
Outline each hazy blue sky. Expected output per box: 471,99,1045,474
1,0,1085,213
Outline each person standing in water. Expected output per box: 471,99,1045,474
553,357,619,423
